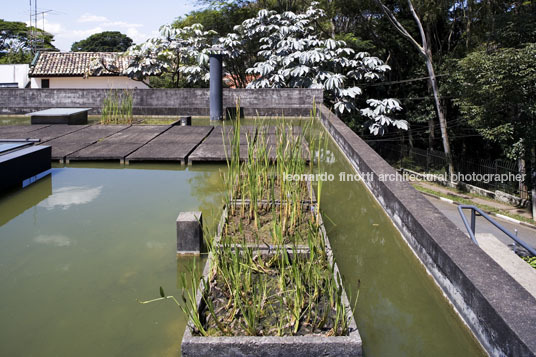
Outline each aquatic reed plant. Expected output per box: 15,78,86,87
100,89,133,125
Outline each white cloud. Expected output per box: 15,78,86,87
103,21,143,28
56,27,104,40
55,22,150,45
125,27,151,44
39,186,103,210
27,12,156,50
78,13,109,23
26,17,64,35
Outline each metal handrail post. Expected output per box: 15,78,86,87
470,209,476,235
457,205,536,257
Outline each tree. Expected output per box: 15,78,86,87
124,24,216,87
71,31,133,52
376,0,455,178
454,43,536,206
230,3,408,134
0,19,56,63
90,2,407,134
172,2,259,88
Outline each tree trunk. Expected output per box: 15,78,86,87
518,158,528,199
466,0,473,49
377,0,455,180
530,148,536,221
532,188,536,221
428,116,434,168
426,57,454,180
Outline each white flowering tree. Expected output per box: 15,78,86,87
222,2,408,134
89,24,216,87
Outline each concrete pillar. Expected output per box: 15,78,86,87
209,53,223,121
177,211,203,255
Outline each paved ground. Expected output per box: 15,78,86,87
414,181,532,220
425,195,536,249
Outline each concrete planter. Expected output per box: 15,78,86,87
181,205,362,356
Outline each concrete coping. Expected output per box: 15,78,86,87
26,108,92,116
476,233,536,298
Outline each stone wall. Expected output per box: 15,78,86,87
0,88,322,116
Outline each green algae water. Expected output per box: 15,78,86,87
0,163,222,356
0,133,486,356
318,138,487,356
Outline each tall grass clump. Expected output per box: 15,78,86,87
101,89,133,124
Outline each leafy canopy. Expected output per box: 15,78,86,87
0,19,56,63
453,43,536,160
231,3,406,133
71,31,133,52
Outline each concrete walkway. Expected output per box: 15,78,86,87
414,181,532,220
424,195,536,248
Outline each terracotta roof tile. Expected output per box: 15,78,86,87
29,52,130,77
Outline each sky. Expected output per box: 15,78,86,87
2,0,202,51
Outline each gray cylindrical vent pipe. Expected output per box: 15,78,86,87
209,53,223,121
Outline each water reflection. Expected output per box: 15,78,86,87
0,174,52,226
38,186,102,210
34,234,72,247
188,165,226,232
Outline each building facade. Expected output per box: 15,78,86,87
29,52,148,89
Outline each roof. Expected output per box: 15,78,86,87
29,52,130,77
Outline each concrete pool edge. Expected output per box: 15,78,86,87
318,104,536,357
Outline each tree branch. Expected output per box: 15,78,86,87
375,0,426,57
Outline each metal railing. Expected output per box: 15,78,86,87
457,205,536,256
370,142,528,197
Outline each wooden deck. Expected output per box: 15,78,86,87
0,124,307,164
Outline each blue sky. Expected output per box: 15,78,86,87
3,0,202,51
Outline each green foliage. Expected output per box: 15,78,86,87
173,3,256,35
453,43,536,160
522,256,536,269
0,19,56,63
71,31,133,52
0,49,33,64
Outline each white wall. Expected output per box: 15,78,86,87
0,64,30,88
30,76,149,89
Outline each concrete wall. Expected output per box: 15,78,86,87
0,64,30,88
0,88,322,116
318,104,536,357
30,76,149,89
